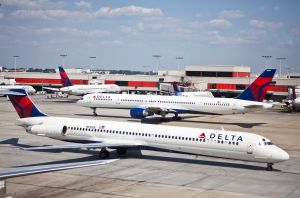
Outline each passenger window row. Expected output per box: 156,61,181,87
67,126,239,146
120,99,196,105
204,102,229,106
96,98,112,101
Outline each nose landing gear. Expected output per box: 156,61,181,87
92,108,97,116
172,113,182,121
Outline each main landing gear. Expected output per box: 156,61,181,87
266,163,273,171
98,148,127,159
172,113,182,121
116,148,127,156
99,148,109,159
92,108,97,116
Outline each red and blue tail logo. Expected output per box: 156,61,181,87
173,83,181,95
5,89,47,118
59,66,73,87
236,69,276,102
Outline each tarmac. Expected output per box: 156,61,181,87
0,95,300,198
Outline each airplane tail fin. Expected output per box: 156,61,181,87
58,66,73,87
173,83,181,96
1,88,47,118
236,69,276,102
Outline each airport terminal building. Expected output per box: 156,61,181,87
1,65,300,100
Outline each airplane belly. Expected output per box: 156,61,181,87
147,143,251,161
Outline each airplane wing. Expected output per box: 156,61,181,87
130,104,192,119
137,104,189,115
0,159,118,179
243,104,264,109
146,106,178,114
43,87,60,92
22,140,143,151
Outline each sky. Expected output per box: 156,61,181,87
0,0,299,73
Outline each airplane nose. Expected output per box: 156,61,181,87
272,147,290,162
280,150,290,161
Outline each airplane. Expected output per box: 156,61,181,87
43,66,120,96
1,88,289,171
77,69,276,120
0,85,36,95
173,83,214,97
284,86,300,112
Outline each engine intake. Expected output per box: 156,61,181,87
26,125,67,137
130,108,153,119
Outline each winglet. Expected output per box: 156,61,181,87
58,66,73,87
236,69,276,102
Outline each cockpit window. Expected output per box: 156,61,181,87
264,141,273,145
259,139,273,146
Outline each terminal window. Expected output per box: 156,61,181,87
186,71,233,77
236,84,246,90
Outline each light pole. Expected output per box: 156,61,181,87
88,56,96,83
89,56,96,72
262,55,272,69
143,66,151,76
152,55,161,75
60,54,67,68
176,56,184,75
286,67,294,78
13,55,19,72
276,57,287,78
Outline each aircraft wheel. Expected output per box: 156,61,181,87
99,149,109,159
266,163,273,171
159,117,168,122
172,116,182,121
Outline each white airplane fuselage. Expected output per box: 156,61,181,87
178,91,214,98
78,93,272,115
17,116,289,164
60,84,120,96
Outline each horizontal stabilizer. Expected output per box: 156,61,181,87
0,159,118,179
0,89,26,96
43,87,60,92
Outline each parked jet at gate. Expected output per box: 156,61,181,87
2,88,289,170
43,66,120,96
173,83,214,98
78,69,275,119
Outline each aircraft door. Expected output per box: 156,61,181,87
247,143,253,154
116,97,121,105
232,102,238,113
